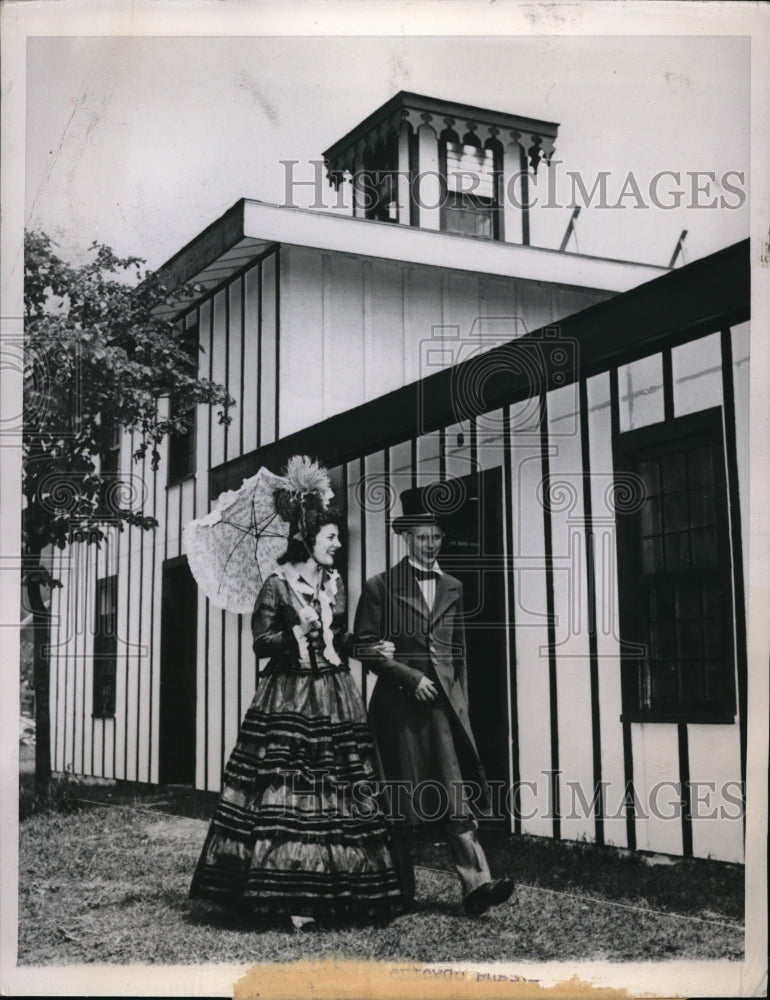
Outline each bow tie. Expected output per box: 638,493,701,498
413,567,439,582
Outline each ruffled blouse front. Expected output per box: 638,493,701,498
251,566,349,674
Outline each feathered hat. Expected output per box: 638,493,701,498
272,455,334,546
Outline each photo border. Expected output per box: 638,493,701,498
2,3,768,997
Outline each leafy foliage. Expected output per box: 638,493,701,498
22,230,235,800
23,231,234,560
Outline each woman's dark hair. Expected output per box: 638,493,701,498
277,506,343,566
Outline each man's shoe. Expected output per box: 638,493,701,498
462,878,515,916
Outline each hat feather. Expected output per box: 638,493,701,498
283,456,333,506
272,455,334,527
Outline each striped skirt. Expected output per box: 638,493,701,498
189,663,404,919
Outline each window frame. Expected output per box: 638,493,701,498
361,131,400,224
439,136,502,241
98,421,121,515
613,407,737,725
92,574,118,719
167,322,199,486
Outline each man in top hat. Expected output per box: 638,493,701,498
353,487,513,916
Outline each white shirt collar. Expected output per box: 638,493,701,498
408,557,443,576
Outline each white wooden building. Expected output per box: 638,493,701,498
46,93,749,863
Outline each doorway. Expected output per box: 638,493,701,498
432,466,510,820
159,557,197,785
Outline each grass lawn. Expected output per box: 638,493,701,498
16,779,745,967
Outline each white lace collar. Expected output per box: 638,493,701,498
273,564,341,665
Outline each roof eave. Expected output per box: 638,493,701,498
154,199,670,321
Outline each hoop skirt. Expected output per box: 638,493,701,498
190,571,404,920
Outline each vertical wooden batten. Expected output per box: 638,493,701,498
719,326,748,813
611,365,637,852
503,407,522,834
539,393,560,840
148,418,159,784
204,299,214,791
112,521,121,779
580,375,605,846
135,448,145,784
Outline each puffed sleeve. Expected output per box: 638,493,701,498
251,576,301,658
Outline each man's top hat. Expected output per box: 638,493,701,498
391,484,458,535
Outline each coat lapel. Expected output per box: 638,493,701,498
430,572,460,625
392,558,430,620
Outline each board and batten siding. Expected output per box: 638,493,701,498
278,244,612,437
49,250,279,790
47,243,748,864
174,252,279,791
333,325,747,863
50,430,161,784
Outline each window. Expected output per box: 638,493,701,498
167,323,198,484
361,132,399,223
442,140,500,239
614,409,736,722
93,575,117,718
167,403,196,483
99,422,121,515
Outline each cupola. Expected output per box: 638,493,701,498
323,91,558,246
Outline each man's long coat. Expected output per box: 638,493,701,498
353,557,488,819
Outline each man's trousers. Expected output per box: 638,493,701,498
388,817,491,902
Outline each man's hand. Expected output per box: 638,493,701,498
414,676,438,702
374,640,396,658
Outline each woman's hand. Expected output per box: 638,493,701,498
374,640,396,658
297,606,321,636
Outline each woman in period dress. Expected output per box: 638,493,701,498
190,474,403,930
